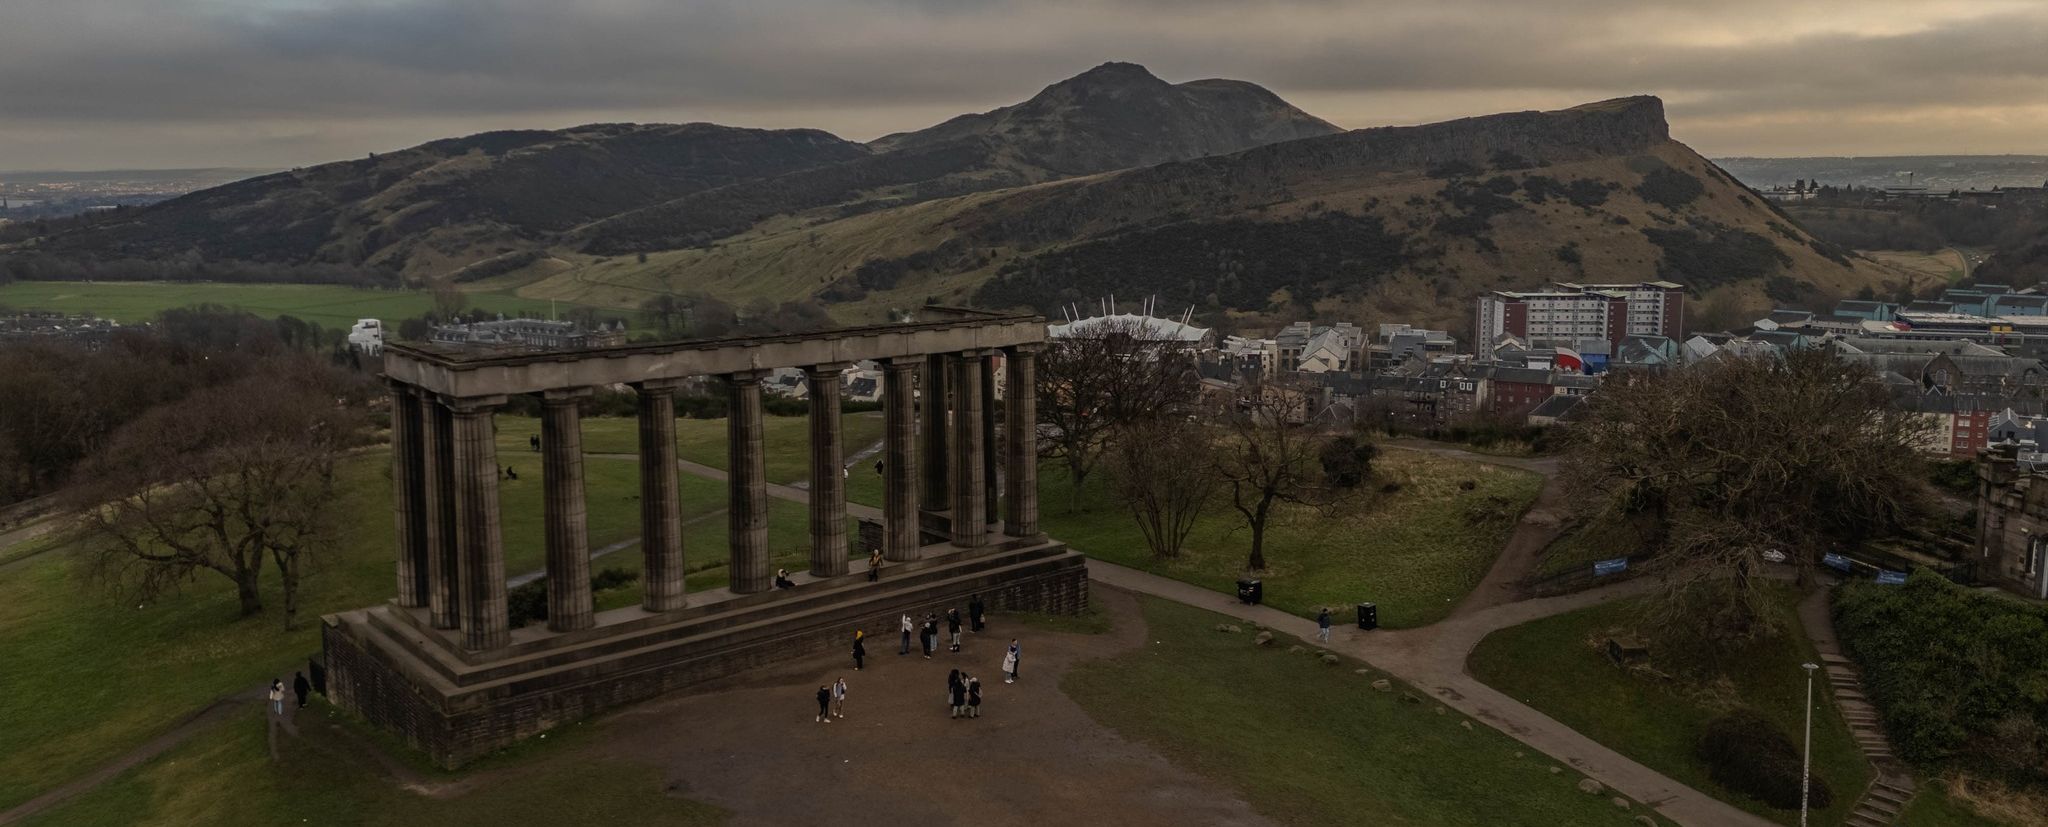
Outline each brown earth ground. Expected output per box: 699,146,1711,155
586,586,1269,827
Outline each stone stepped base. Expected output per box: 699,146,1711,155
322,539,1086,768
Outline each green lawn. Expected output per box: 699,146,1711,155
19,705,724,827
0,280,585,332
1467,588,1873,826
1533,511,1645,580
1041,450,1542,628
1064,597,1667,826
0,417,823,813
1901,784,2008,826
527,412,886,486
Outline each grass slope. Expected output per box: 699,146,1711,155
1467,588,1872,826
1064,597,1666,826
18,706,724,827
1039,450,1541,628
0,281,582,332
0,418,832,812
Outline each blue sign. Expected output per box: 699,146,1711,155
1594,558,1629,577
1876,570,1908,585
1823,553,1854,573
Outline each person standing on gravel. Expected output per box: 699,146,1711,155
852,630,866,671
946,608,963,653
899,613,913,655
969,594,986,632
949,674,969,719
815,685,833,723
1002,642,1020,684
966,675,982,718
832,677,848,718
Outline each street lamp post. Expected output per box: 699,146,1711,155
1801,661,1819,827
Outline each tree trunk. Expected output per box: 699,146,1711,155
235,572,263,617
1246,526,1267,572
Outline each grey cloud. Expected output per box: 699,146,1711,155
0,0,2042,168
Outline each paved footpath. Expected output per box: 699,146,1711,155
1088,561,1778,827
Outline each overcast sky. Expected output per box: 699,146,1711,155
2,0,2044,170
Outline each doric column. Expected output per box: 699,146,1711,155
950,352,986,546
388,382,429,609
981,354,1001,526
1005,344,1042,537
728,370,772,593
421,392,460,630
806,364,851,578
919,353,951,511
882,359,921,561
447,396,509,652
541,388,594,632
635,380,687,612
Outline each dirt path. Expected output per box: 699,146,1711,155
0,690,260,826
599,586,1273,827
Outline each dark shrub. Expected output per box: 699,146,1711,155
1635,165,1706,210
507,580,549,629
1319,435,1378,488
1695,709,1832,810
591,567,641,591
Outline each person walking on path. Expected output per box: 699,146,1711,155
831,677,848,718
292,672,311,709
268,679,285,717
868,550,883,582
852,631,866,671
949,673,968,719
1001,643,1019,684
946,608,963,653
899,613,913,655
966,675,982,718
1316,607,1332,643
815,685,833,723
969,594,986,632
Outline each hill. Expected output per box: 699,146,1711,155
19,124,870,281
576,62,1339,254
12,63,1337,282
516,96,1893,336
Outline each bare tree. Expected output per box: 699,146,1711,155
1107,415,1217,559
1035,319,1200,508
73,364,367,628
431,283,468,321
1213,377,1329,572
1561,350,1932,641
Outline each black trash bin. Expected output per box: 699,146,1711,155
1356,602,1378,630
1236,578,1263,606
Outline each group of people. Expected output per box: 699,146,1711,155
815,677,848,723
267,672,312,717
897,596,988,660
946,669,982,718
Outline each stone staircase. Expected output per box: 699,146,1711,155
1812,623,1917,827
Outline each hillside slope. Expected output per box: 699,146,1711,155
576,62,1340,254
26,124,871,280
521,97,1892,335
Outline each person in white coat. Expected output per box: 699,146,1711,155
267,679,285,717
899,613,913,655
1001,644,1019,684
831,677,848,718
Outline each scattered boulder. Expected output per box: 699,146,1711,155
1400,692,1423,704
1287,645,1307,655
1611,797,1630,811
1434,706,1448,716
1320,654,1340,666
1370,679,1392,692
1513,751,1525,759
1549,766,1564,775
1354,668,1373,676
1460,720,1473,730
1214,624,1230,632
1577,778,1604,795
1254,631,1274,647
1634,816,1657,827
1225,625,1241,634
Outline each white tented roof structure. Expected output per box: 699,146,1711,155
1046,313,1212,344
